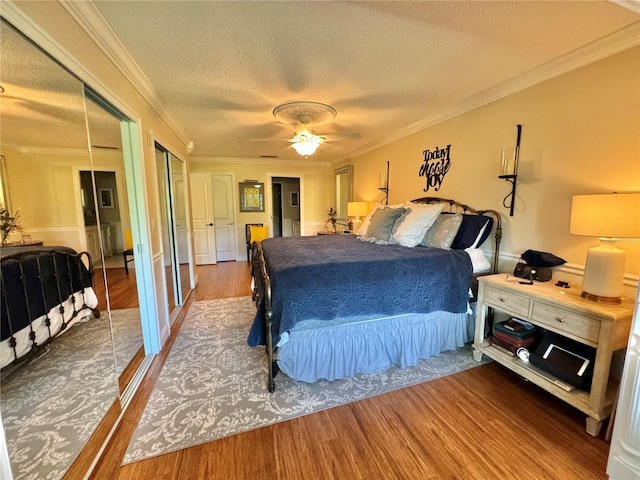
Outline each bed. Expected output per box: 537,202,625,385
0,246,100,372
248,197,502,391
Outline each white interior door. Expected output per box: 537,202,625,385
191,173,217,264
211,174,236,261
173,173,189,264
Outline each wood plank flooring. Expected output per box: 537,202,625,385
89,261,610,480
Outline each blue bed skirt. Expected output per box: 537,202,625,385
276,310,475,383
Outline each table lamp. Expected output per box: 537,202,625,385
570,193,640,304
347,201,368,233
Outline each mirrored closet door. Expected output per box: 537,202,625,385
155,144,191,318
84,92,144,389
0,19,144,480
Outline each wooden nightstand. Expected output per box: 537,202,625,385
472,274,633,436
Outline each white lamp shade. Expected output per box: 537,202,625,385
347,201,368,218
570,193,640,238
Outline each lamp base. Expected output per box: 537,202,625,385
580,291,621,305
352,217,363,235
581,238,626,303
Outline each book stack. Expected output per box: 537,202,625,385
490,318,538,355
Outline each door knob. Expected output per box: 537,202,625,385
227,222,234,225
207,223,214,226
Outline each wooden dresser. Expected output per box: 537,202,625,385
472,274,634,436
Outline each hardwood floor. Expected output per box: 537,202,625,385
90,261,611,480
93,266,141,311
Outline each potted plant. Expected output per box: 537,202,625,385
0,205,20,245
326,207,337,233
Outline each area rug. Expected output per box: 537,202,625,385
2,312,120,480
124,296,488,464
2,307,144,480
110,307,144,377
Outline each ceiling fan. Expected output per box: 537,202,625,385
251,101,361,157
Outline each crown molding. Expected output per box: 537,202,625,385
3,144,124,160
16,146,90,157
58,1,192,149
346,21,640,161
611,1,640,14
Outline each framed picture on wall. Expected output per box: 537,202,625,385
239,182,265,212
99,188,114,208
290,191,299,208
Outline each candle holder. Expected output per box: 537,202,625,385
378,160,389,205
499,124,522,216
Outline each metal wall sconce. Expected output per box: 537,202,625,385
499,124,522,216
378,160,389,205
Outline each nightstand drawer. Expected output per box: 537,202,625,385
531,301,600,344
482,286,530,317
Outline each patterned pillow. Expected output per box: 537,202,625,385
359,207,406,244
421,213,463,249
390,202,444,248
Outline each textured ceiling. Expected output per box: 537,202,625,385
90,1,638,162
3,1,639,163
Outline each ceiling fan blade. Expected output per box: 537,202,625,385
250,138,291,142
317,132,361,142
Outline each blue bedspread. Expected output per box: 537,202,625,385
247,235,473,347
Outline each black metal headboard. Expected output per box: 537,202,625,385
410,196,502,274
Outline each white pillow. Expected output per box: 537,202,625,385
465,248,491,273
469,219,491,249
390,202,444,248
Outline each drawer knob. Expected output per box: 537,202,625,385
499,297,506,303
555,316,565,323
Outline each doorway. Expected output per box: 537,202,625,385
272,183,282,237
272,176,300,237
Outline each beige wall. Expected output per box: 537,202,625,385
4,147,91,250
350,46,640,290
4,149,131,258
190,158,334,257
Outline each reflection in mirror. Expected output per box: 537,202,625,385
156,144,178,315
84,94,144,386
0,155,11,211
335,165,353,221
0,20,119,479
171,154,191,303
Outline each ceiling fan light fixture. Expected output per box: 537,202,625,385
292,140,320,156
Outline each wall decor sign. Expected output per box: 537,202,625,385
418,144,451,192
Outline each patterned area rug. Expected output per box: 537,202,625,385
124,296,488,464
2,313,118,480
1,307,143,480
111,308,144,377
